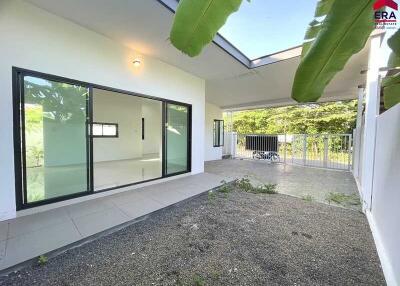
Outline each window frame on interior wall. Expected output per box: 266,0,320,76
91,122,119,138
12,67,192,210
213,119,224,147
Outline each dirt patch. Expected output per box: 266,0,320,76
0,187,384,286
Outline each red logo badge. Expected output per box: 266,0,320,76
374,0,398,11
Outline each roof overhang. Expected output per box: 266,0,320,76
24,0,380,110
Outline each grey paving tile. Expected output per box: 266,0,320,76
109,189,148,206
2,220,80,270
72,207,130,238
0,240,5,258
116,196,164,219
0,222,9,241
8,208,70,239
144,188,189,207
65,197,115,220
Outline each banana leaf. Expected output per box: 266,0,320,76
170,0,243,57
383,30,400,109
292,0,375,103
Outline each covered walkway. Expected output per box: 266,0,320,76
205,159,360,210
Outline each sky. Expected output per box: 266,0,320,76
219,0,319,59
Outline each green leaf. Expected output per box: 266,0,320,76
383,30,400,109
292,0,375,103
388,29,400,57
383,84,400,109
170,0,243,57
387,52,400,68
315,0,335,17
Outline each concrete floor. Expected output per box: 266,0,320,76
94,156,162,191
205,159,360,209
25,156,164,202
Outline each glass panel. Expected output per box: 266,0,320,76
213,121,217,146
166,103,189,174
92,88,162,191
219,121,224,146
92,124,103,136
23,76,88,203
102,124,116,136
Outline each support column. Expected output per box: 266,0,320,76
353,87,365,178
360,35,382,211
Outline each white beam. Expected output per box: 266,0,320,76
360,35,382,211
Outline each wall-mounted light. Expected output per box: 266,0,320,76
133,59,141,67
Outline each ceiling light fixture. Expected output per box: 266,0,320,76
133,59,141,67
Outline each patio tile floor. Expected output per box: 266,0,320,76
0,173,225,273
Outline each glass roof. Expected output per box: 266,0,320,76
218,0,318,60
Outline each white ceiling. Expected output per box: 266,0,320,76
26,0,369,110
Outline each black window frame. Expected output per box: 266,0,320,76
213,119,224,147
92,122,119,138
12,67,192,210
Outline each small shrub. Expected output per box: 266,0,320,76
192,274,205,286
253,184,278,194
235,177,253,192
208,190,216,202
38,255,48,266
218,180,232,194
302,195,313,202
235,177,277,194
326,192,360,206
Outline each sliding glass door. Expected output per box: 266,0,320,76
165,103,190,175
19,74,89,205
14,68,191,209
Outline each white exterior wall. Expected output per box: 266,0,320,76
0,0,205,221
204,102,223,161
368,104,400,286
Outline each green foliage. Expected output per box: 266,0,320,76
227,100,357,135
192,274,205,286
38,255,48,266
253,184,278,194
218,180,232,194
383,30,400,109
302,195,314,202
208,190,217,202
326,192,360,206
25,105,44,167
170,0,244,57
292,0,375,103
235,177,277,194
24,77,88,123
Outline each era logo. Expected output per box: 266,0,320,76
374,0,398,26
374,0,398,10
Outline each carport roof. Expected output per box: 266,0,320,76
26,0,374,110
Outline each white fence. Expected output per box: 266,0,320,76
224,132,352,171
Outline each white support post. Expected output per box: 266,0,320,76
353,87,365,178
360,35,382,211
323,135,329,168
284,134,287,164
348,134,352,171
303,134,307,166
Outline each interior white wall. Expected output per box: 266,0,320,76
142,101,162,155
369,104,400,286
94,89,158,162
204,102,223,161
0,0,205,221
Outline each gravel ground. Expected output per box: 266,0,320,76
0,188,385,286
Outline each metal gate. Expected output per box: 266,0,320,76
233,133,352,170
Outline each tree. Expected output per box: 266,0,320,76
228,100,357,135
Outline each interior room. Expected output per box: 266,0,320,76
92,88,163,191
